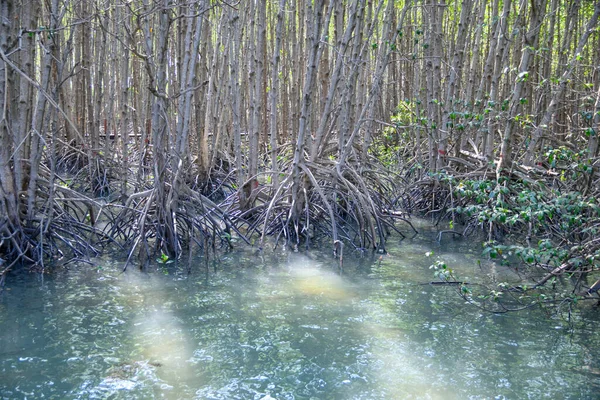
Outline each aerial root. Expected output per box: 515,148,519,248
242,157,413,253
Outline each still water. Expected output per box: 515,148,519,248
1,221,599,399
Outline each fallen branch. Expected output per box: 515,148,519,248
437,230,463,242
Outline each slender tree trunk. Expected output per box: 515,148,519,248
439,0,472,164
291,0,326,219
363,0,395,161
83,1,95,152
174,3,205,185
425,0,445,171
339,0,366,154
587,84,600,161
14,2,37,197
228,8,246,208
0,0,20,228
523,1,600,166
484,0,512,161
474,0,500,153
27,0,61,221
202,13,224,187
310,0,360,161
117,3,130,199
140,0,175,256
497,0,548,174
249,0,266,194
269,0,287,191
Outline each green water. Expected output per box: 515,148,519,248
1,222,599,399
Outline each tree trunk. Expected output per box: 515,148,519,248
291,0,326,219
27,0,60,221
496,0,548,174
523,1,600,166
484,0,512,161
269,0,287,191
0,0,20,229
439,0,472,165
310,0,360,161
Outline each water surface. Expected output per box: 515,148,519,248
1,222,599,399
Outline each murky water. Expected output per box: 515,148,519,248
1,221,600,399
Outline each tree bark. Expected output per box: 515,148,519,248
269,0,287,191
523,1,600,166
0,0,20,228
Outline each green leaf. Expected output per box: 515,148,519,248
517,71,529,82
585,127,596,137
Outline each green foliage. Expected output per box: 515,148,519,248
368,101,422,168
426,251,589,313
156,252,174,265
429,259,454,281
444,168,600,281
517,71,529,82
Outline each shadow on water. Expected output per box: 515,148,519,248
1,220,600,399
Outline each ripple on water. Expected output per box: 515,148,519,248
2,233,600,399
